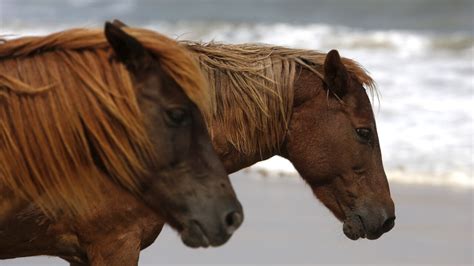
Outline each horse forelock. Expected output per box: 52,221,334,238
182,42,377,155
0,27,208,218
122,28,210,117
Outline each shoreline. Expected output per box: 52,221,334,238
248,156,474,189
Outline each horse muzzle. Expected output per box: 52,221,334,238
343,209,395,240
180,204,244,248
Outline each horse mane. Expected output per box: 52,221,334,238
182,42,376,156
0,28,208,217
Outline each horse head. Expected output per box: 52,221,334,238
284,50,395,240
105,22,243,247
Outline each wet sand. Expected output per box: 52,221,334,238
3,172,473,265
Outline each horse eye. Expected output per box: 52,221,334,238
356,128,371,141
165,108,190,127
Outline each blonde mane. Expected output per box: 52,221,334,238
183,42,376,156
0,28,208,217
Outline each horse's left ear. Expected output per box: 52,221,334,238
104,21,153,75
324,49,349,98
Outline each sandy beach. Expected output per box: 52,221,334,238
4,171,472,265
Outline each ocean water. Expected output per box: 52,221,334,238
1,0,472,188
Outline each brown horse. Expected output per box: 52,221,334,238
185,42,396,240
0,23,242,264
2,23,395,264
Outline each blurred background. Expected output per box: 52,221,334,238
1,0,473,265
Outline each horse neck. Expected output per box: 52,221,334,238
209,79,294,174
212,128,278,174
195,47,301,173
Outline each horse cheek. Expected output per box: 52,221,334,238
286,105,325,182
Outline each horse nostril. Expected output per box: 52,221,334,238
382,216,396,233
224,211,243,234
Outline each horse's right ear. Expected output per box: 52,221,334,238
112,19,128,28
104,22,153,74
324,49,349,99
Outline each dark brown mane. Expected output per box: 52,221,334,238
182,42,376,155
0,28,209,217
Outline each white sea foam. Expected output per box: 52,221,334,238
248,157,474,189
2,22,472,188
147,22,473,55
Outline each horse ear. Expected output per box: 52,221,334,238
104,21,153,75
112,19,128,28
324,49,349,98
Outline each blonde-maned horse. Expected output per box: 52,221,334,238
186,42,395,240
0,23,243,265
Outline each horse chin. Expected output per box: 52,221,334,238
342,214,367,240
179,220,233,248
342,213,390,240
180,220,211,248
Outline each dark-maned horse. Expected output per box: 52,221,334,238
0,23,242,265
